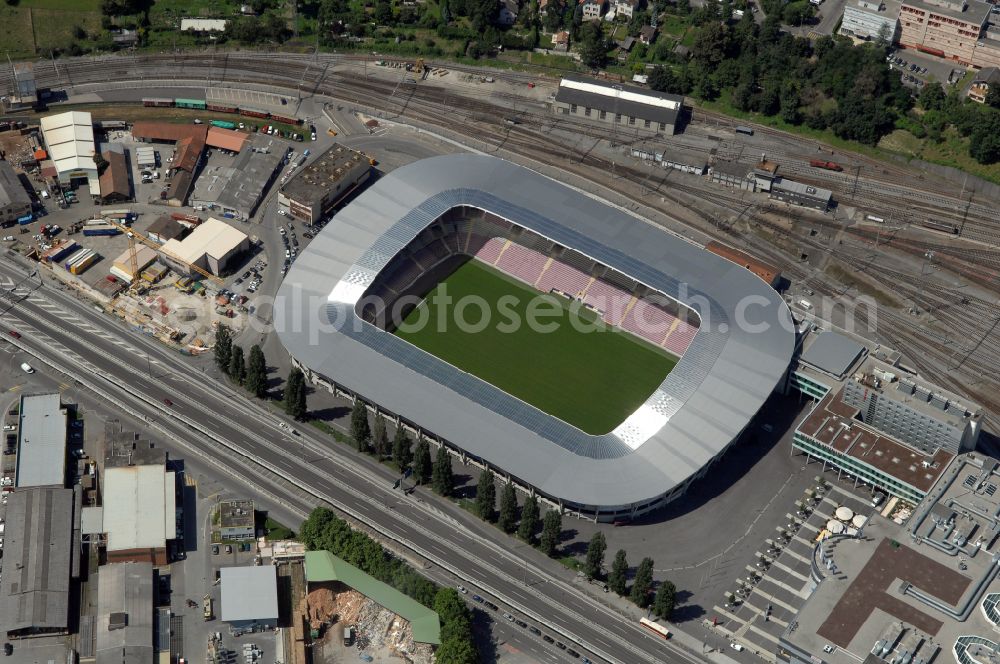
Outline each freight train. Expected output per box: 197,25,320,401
142,98,302,126
809,159,843,172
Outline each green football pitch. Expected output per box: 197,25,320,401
393,261,678,435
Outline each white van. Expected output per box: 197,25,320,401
19,363,33,374
798,299,814,310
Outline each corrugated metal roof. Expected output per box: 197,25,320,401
220,566,278,623
95,562,154,664
15,393,66,488
102,466,174,552
206,127,248,153
276,154,795,510
304,552,440,644
161,217,248,265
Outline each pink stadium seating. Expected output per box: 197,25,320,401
495,242,547,284
474,237,506,265
664,320,698,355
621,300,674,346
583,280,632,326
536,260,590,295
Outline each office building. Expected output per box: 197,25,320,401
218,500,255,541
840,0,902,40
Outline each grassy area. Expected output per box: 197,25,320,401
658,14,690,36
309,419,353,445
557,555,581,571
393,261,678,434
265,516,296,540
21,0,100,9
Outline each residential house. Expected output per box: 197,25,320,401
581,0,607,21
612,0,643,18
639,24,657,45
499,0,519,24
968,66,1000,102
552,30,570,51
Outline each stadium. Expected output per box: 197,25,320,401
276,154,796,520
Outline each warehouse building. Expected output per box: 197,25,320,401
99,146,132,204
206,126,249,153
160,217,249,276
220,567,278,631
278,144,370,223
15,392,67,488
95,562,154,664
190,137,284,220
130,123,207,175
839,0,901,41
218,500,255,541
0,487,76,638
146,216,187,244
0,160,33,225
4,62,37,112
770,178,833,211
39,111,99,196
552,76,684,136
711,160,755,190
305,551,441,644
97,455,177,565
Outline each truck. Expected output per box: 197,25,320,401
343,627,353,646
809,159,843,172
203,595,213,621
210,120,237,130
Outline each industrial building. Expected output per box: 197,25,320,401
277,144,370,223
160,217,249,276
95,562,155,664
0,160,33,225
777,453,1000,664
146,216,187,244
305,551,441,644
130,123,207,174
15,392,68,488
277,154,795,519
628,145,708,175
898,0,990,65
206,126,249,153
839,0,901,41
0,487,77,638
39,111,99,195
4,62,37,112
789,327,982,502
218,500,255,541
190,136,284,220
770,178,833,211
220,567,279,631
99,146,132,204
552,76,684,136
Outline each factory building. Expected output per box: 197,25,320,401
160,218,249,276
277,144,370,223
39,111,99,196
552,76,683,136
218,500,255,541
190,137,284,221
15,393,68,489
99,146,132,204
839,0,901,41
0,160,33,226
777,454,1000,664
898,0,990,65
95,562,155,664
769,178,833,211
0,487,77,638
220,567,279,631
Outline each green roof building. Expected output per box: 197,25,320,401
303,551,441,645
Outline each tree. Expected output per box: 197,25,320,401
578,21,608,69
214,324,232,373
970,114,1000,164
283,368,307,420
919,82,946,111
518,495,540,542
414,437,432,485
475,469,497,521
372,415,389,460
654,579,677,619
374,0,393,24
540,510,562,557
432,445,454,496
497,481,518,534
648,65,677,93
350,401,371,453
392,426,413,470
609,549,628,595
986,85,1000,109
228,345,246,384
630,557,655,607
583,532,607,580
245,345,268,399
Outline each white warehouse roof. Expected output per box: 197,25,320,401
161,217,248,266
102,465,175,552
40,111,96,174
15,393,67,488
220,567,278,622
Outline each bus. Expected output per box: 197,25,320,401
639,617,671,640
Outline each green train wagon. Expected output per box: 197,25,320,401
175,98,207,110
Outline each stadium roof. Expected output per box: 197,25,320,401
276,154,796,510
304,551,441,644
219,567,278,623
15,393,67,488
102,466,175,552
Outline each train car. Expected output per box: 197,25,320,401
921,220,958,235
239,108,269,119
270,114,302,126
210,120,237,129
809,159,843,172
143,98,174,107
735,126,754,136
207,104,239,114
175,98,207,110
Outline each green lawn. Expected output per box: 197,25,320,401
393,261,677,435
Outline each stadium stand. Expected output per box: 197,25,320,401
474,237,506,264
495,242,548,284
583,279,633,326
536,259,591,296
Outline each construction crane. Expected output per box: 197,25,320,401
100,217,224,285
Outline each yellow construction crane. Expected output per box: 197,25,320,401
100,217,224,285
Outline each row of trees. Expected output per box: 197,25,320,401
586,536,676,620
300,508,477,663
213,326,269,399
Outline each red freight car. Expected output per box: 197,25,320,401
239,108,269,119
207,104,239,114
809,159,843,172
143,98,174,107
270,114,302,126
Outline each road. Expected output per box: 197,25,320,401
0,255,704,664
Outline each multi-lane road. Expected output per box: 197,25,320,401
0,254,707,664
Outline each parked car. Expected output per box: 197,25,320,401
212,545,219,555
225,545,232,554
19,363,33,374
8,330,19,339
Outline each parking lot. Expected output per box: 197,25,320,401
887,48,963,89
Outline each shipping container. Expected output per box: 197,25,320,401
82,223,121,237
143,98,174,107
209,120,237,129
47,240,78,263
101,208,133,220
64,248,91,270
175,98,207,109
70,252,99,274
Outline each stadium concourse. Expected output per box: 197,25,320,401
277,154,796,521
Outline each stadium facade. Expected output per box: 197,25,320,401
277,155,796,519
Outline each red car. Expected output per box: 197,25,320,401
163,398,173,407
8,330,20,339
